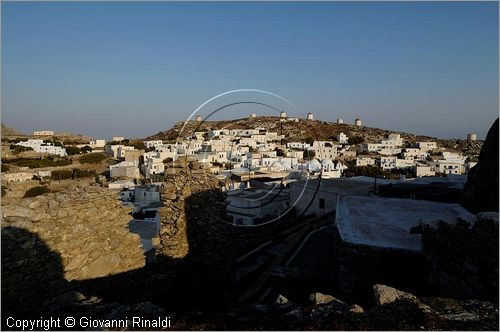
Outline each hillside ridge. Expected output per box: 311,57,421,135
146,116,483,154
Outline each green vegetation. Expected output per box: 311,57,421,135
51,170,73,180
14,158,72,169
65,146,81,155
73,169,96,178
81,145,92,153
163,157,173,163
79,153,107,164
304,137,315,145
1,164,10,172
23,186,50,198
349,136,365,145
50,168,96,180
248,146,257,153
9,145,34,155
14,137,29,143
345,164,385,177
129,141,146,150
303,150,316,160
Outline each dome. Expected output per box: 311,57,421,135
270,161,283,171
281,159,292,170
307,159,322,172
321,158,335,171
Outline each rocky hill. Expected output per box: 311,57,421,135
146,116,483,155
1,123,25,137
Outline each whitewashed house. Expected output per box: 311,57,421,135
356,156,376,167
16,140,67,157
287,142,310,150
110,161,140,179
336,132,348,144
90,139,106,148
2,172,34,182
143,140,163,149
361,143,382,153
418,141,437,151
380,156,397,170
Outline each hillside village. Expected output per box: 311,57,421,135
1,115,498,331
1,113,484,227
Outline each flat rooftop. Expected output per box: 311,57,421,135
292,178,373,193
336,196,476,251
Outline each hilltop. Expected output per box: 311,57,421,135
0,123,91,143
1,123,25,138
146,116,483,155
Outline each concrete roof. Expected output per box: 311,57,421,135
335,195,476,251
292,178,373,194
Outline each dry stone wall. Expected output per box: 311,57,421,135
156,169,238,308
1,186,145,317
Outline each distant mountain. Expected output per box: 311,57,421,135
145,116,483,155
1,123,25,137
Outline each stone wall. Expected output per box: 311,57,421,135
156,169,238,308
1,186,145,317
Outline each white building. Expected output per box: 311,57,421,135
403,148,428,161
104,145,135,159
90,139,106,148
143,158,165,179
427,160,465,175
355,118,362,126
307,112,314,120
289,178,372,217
356,156,376,167
418,141,437,151
134,185,161,205
226,189,290,225
415,165,435,177
379,148,402,156
112,136,125,142
395,158,415,169
2,172,34,183
109,179,135,190
361,143,381,153
143,140,163,149
310,146,337,160
380,156,397,170
37,170,52,178
287,142,310,150
16,139,67,157
336,132,348,144
110,161,140,179
33,131,54,136
467,133,477,141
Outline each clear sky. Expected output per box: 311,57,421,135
2,1,498,139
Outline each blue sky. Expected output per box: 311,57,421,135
2,1,498,139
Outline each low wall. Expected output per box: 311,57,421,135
1,186,145,317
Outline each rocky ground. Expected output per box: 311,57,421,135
48,285,498,331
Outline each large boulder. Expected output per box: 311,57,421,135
461,118,499,213
373,284,417,305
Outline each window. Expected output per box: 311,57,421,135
319,198,326,209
